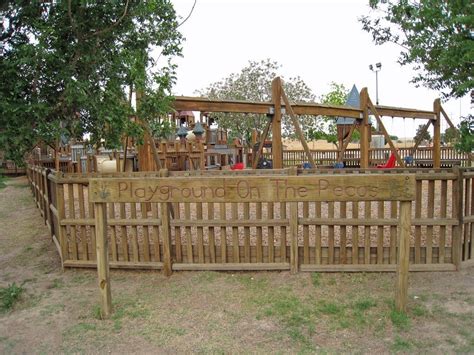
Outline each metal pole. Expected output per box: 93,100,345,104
375,70,379,105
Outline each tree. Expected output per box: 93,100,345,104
455,114,473,158
307,82,354,148
443,126,460,145
0,1,183,164
196,59,317,145
360,1,473,99
414,124,431,143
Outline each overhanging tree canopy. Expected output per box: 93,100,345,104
0,1,183,164
360,0,473,99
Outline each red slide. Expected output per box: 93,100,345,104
377,152,396,169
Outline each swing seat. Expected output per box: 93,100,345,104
377,153,396,169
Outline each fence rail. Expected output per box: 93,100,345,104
261,147,471,168
27,165,473,272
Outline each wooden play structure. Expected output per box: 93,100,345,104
23,75,473,318
172,77,469,170
25,76,470,173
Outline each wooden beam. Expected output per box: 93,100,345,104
252,118,272,169
440,105,456,130
337,123,357,163
55,139,60,172
359,88,370,168
280,84,317,168
373,105,435,120
94,202,112,318
272,78,283,169
433,99,441,169
173,96,271,115
173,96,438,120
395,200,412,312
368,98,405,167
173,96,362,118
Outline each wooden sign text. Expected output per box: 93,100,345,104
89,174,415,203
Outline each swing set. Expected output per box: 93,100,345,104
172,79,461,170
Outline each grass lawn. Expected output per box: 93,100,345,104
1,176,473,353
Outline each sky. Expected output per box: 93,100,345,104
170,0,471,138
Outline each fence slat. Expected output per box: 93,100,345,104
268,202,275,262
340,202,347,264
390,201,398,264
232,202,239,263
303,201,309,264
108,203,118,262
290,201,298,273
256,202,263,263
78,184,88,260
244,202,251,263
364,201,371,264
415,180,422,263
315,202,322,264
208,202,216,263
67,184,78,260
119,203,128,262
185,202,193,263
220,202,226,263
280,202,287,262
439,180,447,263
173,202,181,262
130,203,139,262
141,202,151,262
197,202,204,263
426,180,435,263
352,201,359,264
377,201,384,264
151,203,161,262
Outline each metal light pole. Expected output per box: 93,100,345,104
369,63,382,132
369,62,382,105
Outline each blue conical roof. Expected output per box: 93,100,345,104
336,85,359,125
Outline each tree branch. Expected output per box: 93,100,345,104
177,0,197,28
91,0,130,38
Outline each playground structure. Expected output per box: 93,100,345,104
22,76,474,316
24,77,471,174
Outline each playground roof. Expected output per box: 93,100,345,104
336,85,361,125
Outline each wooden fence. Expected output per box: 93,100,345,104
262,147,472,168
27,165,474,272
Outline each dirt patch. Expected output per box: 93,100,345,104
1,176,474,353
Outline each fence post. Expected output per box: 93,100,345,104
94,202,112,319
161,201,172,276
288,167,299,273
159,167,173,275
395,200,412,312
452,166,463,269
56,182,67,267
45,170,55,239
41,168,48,224
433,99,441,169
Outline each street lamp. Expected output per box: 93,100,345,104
369,62,382,105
